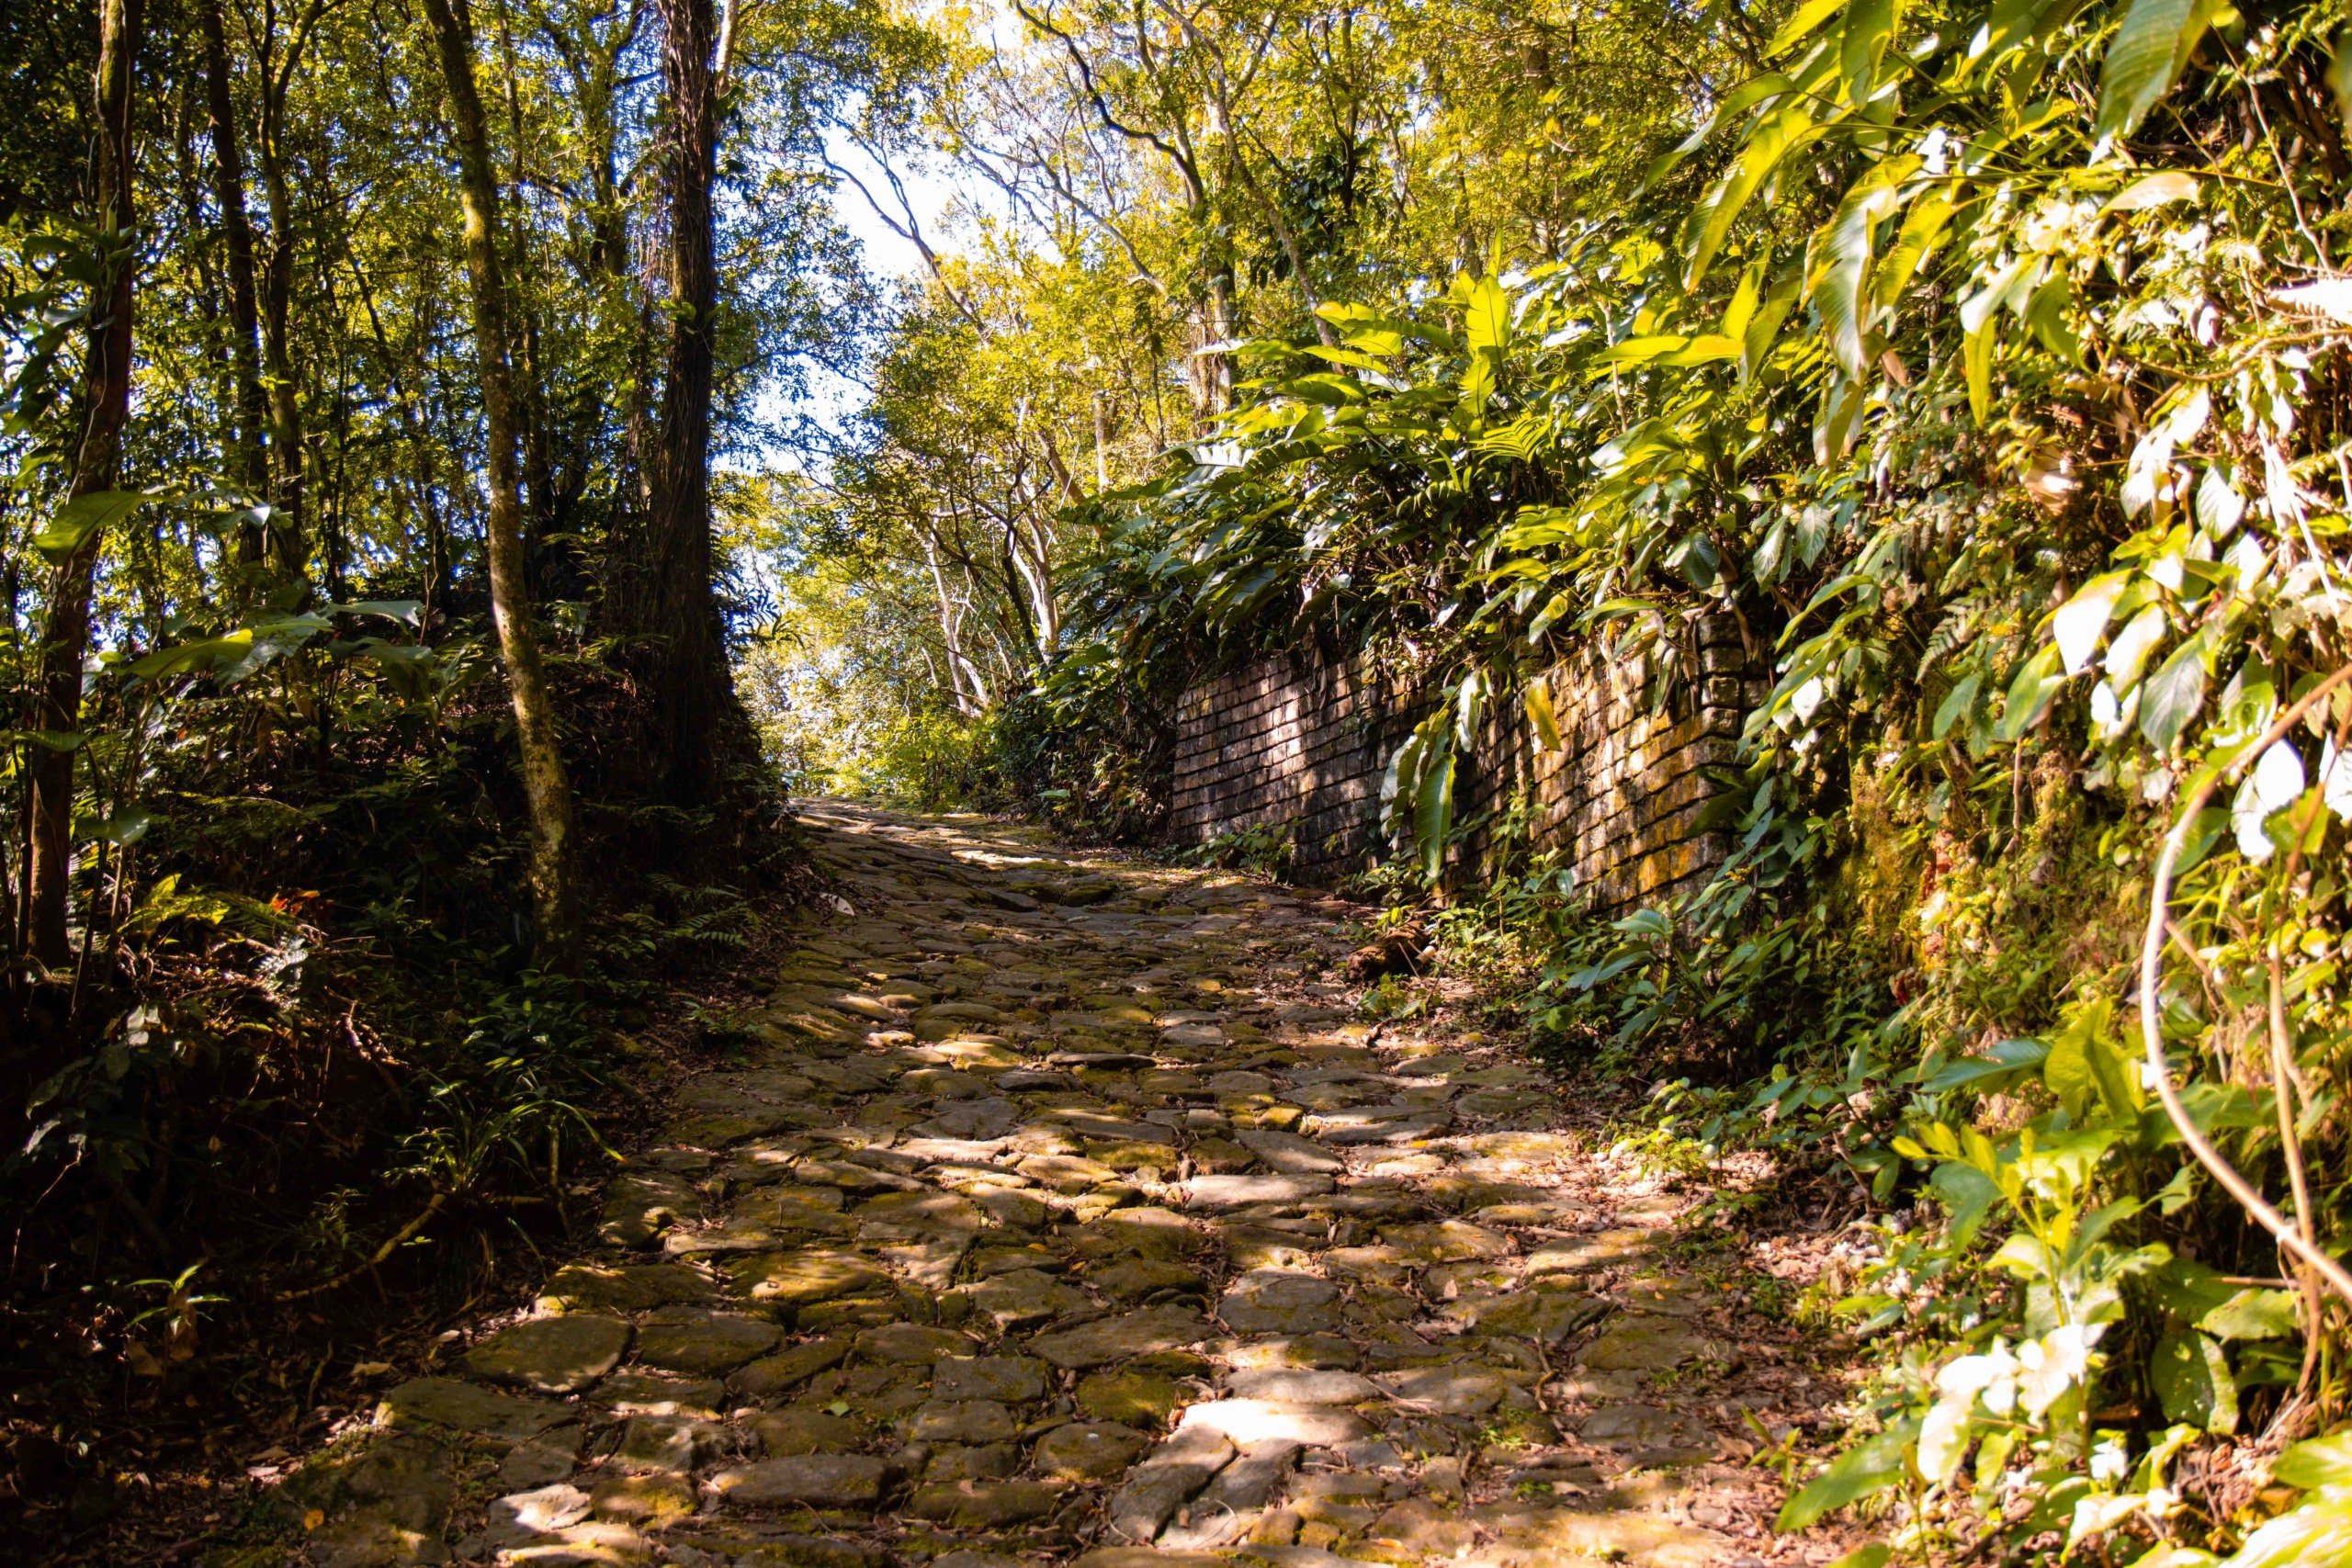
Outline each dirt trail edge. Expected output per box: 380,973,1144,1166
261,803,1831,1568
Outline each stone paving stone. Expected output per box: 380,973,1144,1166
538,1261,716,1313
1226,1369,1375,1404
1089,1257,1208,1302
500,1424,585,1489
933,1353,1050,1403
708,1452,899,1507
295,805,1795,1568
1031,1306,1212,1369
1078,1367,1183,1427
1219,1271,1343,1335
1108,1427,1235,1542
591,1371,726,1417
1177,1398,1370,1448
730,1335,854,1397
379,1377,572,1441
745,1398,868,1453
1577,1314,1720,1373
729,1247,894,1306
1183,1174,1335,1210
1035,1421,1153,1480
633,1308,785,1373
464,1314,630,1394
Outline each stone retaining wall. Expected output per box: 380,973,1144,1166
1167,617,1762,911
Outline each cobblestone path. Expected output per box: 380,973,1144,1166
282,803,1804,1568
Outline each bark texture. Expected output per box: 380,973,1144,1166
420,0,581,965
602,0,761,825
198,0,272,574
26,0,142,968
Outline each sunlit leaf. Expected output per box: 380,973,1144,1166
2104,171,2200,211
34,490,146,565
1684,105,1815,288
2093,0,2217,145
1777,1418,1919,1529
2138,628,2211,750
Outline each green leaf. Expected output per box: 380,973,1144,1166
1932,671,1982,739
130,631,257,681
34,490,146,565
1526,682,1563,750
1464,276,1511,357
1826,1547,1892,1568
1931,1160,2003,1247
1770,0,1849,57
1963,317,1995,424
1998,643,2064,741
1417,748,1455,883
2275,1430,2352,1490
2094,0,2214,145
2223,1490,2352,1568
1871,187,1957,309
2043,996,2139,1121
2023,276,2082,365
1684,105,1815,288
2053,570,2130,675
2154,1256,2240,1321
1657,333,1742,367
1838,0,1898,103
2127,1548,2220,1568
321,599,425,626
1648,75,1798,187
91,807,153,847
1816,158,1919,379
1303,344,1396,374
1600,334,1697,365
1777,1417,1919,1530
2139,627,2211,750
1814,372,1865,463
2199,1289,2300,1342
2153,1331,2237,1433
2106,603,2171,689
2103,171,2200,212
1975,0,2069,61
1920,1035,2050,1092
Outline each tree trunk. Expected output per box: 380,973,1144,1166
256,58,306,588
610,0,745,810
420,0,580,967
649,0,721,791
26,0,142,969
198,0,270,578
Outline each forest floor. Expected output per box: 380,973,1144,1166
143,803,1873,1568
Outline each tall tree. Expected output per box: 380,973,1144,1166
25,0,142,967
198,0,272,579
605,0,744,811
420,0,580,964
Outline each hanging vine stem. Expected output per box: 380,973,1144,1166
2139,658,2352,1309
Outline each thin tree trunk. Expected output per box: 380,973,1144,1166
198,0,271,576
922,531,987,715
420,0,580,967
257,51,306,587
27,0,142,969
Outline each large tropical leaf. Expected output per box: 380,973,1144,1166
1815,156,1920,378
1683,105,1816,288
34,490,147,564
2093,0,2216,144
